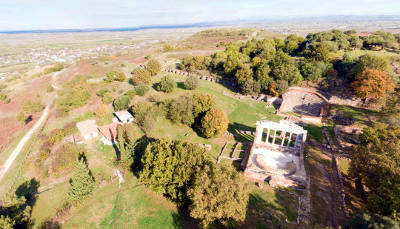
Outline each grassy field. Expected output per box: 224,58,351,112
63,174,189,229
329,104,380,129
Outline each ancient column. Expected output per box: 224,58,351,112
281,132,286,147
287,132,293,148
266,128,270,144
272,130,277,145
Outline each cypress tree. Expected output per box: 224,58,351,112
67,158,96,201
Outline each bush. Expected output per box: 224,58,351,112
46,85,54,93
184,75,200,90
57,80,90,112
146,59,162,76
131,102,158,132
0,93,10,104
44,63,64,74
52,144,83,173
135,84,150,96
102,92,113,104
165,95,196,125
124,89,136,99
132,68,151,85
21,100,44,114
275,80,289,95
96,88,109,97
199,109,229,138
113,95,131,111
349,212,400,229
240,78,261,95
156,75,175,93
105,71,125,82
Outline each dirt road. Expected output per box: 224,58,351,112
0,71,62,181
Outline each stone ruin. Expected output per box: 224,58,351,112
243,120,308,188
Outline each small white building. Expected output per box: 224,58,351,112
114,110,134,124
76,120,98,140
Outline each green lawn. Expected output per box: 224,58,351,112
63,174,188,229
329,104,379,127
245,185,298,229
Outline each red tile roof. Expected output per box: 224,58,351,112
98,122,119,143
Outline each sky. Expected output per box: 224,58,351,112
0,0,399,31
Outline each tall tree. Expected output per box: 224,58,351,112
146,59,162,76
67,157,96,201
351,68,394,100
199,108,229,138
188,164,249,228
350,124,400,219
139,139,208,204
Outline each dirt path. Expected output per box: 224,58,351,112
0,71,63,182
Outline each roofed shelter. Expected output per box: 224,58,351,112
98,122,120,145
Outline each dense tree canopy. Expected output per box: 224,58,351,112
139,139,208,204
350,124,400,219
146,59,162,76
351,68,394,100
132,68,151,85
113,95,131,111
188,164,249,228
199,108,229,138
156,75,175,93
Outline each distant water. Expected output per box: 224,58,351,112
0,22,222,34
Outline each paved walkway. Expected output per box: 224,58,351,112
0,71,62,182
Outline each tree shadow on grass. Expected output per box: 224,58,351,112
172,206,199,229
244,187,299,229
15,178,40,208
177,82,186,90
228,122,255,142
130,136,152,177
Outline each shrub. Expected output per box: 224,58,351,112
114,71,126,82
275,80,289,95
165,95,196,125
102,92,113,104
95,104,108,118
16,112,27,123
199,109,229,138
240,78,261,95
131,102,158,132
113,95,131,111
46,85,54,93
44,63,64,74
0,93,10,104
132,68,151,85
146,59,162,76
135,84,149,96
184,75,200,90
105,71,125,82
57,84,90,112
21,100,44,114
96,88,109,97
124,89,136,99
156,75,175,93
52,144,83,173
